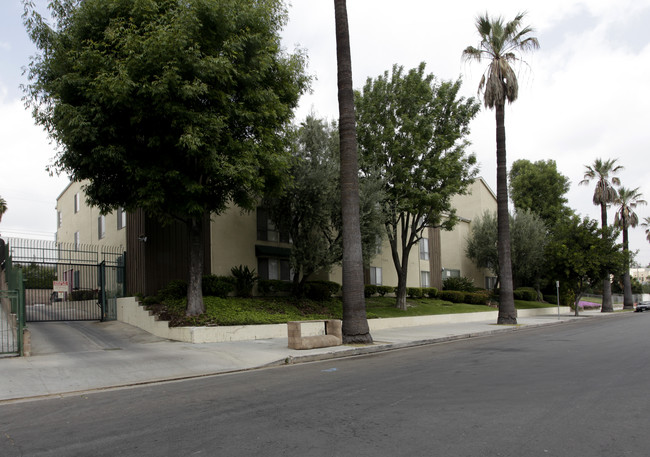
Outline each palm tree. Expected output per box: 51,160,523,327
579,158,623,312
334,0,372,343
463,12,539,324
0,196,6,223
641,216,650,243
614,187,646,309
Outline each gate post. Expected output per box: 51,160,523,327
99,261,106,322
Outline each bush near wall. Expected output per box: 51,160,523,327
439,290,466,303
422,287,438,298
442,276,475,292
407,287,424,298
463,291,490,305
377,286,394,297
513,287,537,301
306,280,341,295
364,285,378,297
258,279,292,296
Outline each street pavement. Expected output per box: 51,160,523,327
0,309,624,402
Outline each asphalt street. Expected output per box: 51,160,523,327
1,312,648,457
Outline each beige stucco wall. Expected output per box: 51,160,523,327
209,206,258,276
56,180,126,250
440,178,498,289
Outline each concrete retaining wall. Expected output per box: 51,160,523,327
116,297,571,344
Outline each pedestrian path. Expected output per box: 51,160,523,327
0,309,624,402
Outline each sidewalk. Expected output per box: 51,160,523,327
0,309,621,402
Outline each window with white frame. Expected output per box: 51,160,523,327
370,266,382,285
257,208,289,242
419,238,429,260
98,215,106,239
117,207,126,230
74,231,80,250
57,211,62,228
421,271,430,288
74,193,80,213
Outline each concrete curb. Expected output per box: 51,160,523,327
267,317,577,367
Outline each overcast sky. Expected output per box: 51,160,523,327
1,0,649,266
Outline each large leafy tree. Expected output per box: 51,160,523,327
509,159,573,228
613,187,646,309
545,215,624,316
356,63,479,310
23,0,308,316
334,0,372,343
463,12,539,324
264,115,383,295
579,158,623,312
466,209,546,292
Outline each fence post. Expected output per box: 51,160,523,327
99,261,106,322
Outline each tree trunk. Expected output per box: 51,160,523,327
495,104,516,324
394,256,409,311
186,216,205,316
334,0,372,344
622,226,634,309
600,203,614,313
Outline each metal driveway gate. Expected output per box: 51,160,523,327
6,238,125,323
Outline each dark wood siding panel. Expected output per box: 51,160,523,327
126,210,211,297
429,227,442,290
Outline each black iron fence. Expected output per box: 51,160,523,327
4,238,126,323
1,240,25,356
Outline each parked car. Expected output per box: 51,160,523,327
636,302,650,312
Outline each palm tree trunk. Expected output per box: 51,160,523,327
495,104,516,324
600,203,614,312
334,0,372,344
186,215,205,316
622,226,634,309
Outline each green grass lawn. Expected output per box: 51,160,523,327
147,295,554,327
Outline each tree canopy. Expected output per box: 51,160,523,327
465,209,546,290
509,159,573,227
23,0,309,315
355,63,479,309
544,216,624,315
263,115,383,294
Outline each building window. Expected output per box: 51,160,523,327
57,211,62,228
74,193,80,213
421,271,430,288
257,208,289,243
98,215,106,240
370,267,382,286
485,276,497,290
419,238,429,260
442,268,460,279
258,257,291,281
117,207,126,230
74,231,80,250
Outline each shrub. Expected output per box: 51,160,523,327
442,276,475,292
158,279,188,301
407,287,424,298
231,265,258,297
464,291,490,305
202,275,235,298
305,282,333,301
439,290,466,303
258,279,292,296
514,287,537,301
306,280,341,295
422,287,438,298
364,285,378,297
377,285,394,297
543,294,557,304
69,289,97,301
